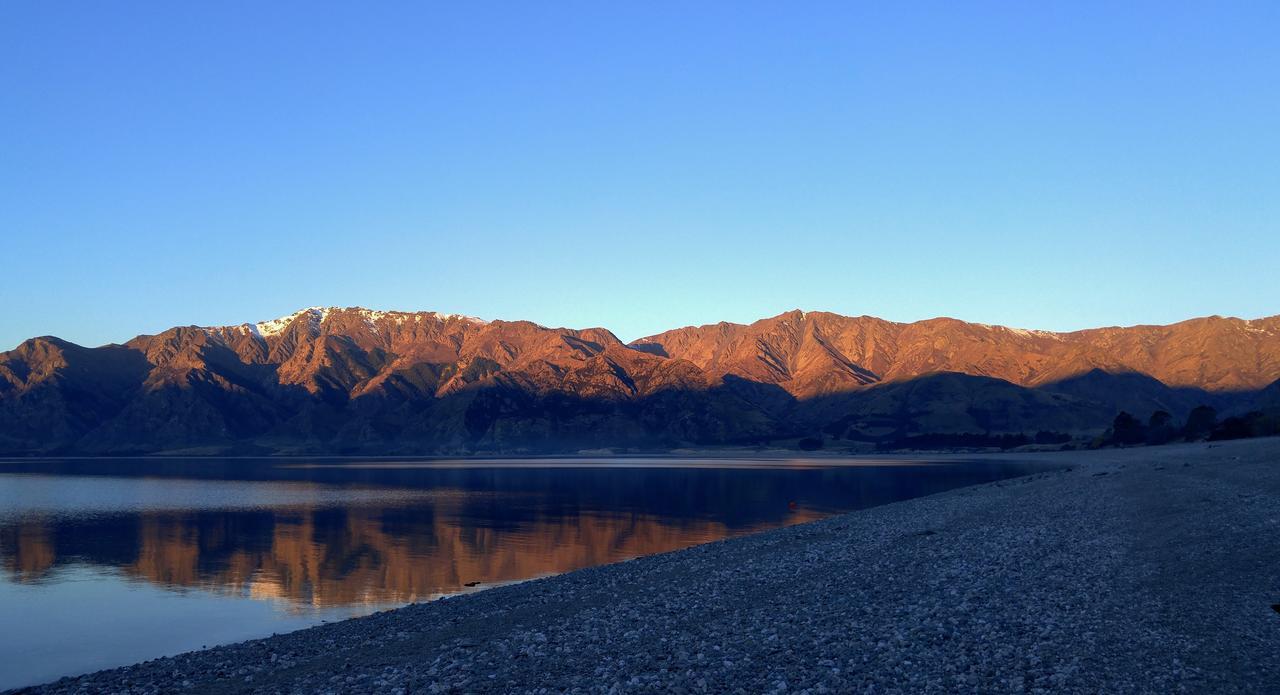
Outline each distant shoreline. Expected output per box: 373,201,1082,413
6,434,1268,461
0,445,1083,461
19,437,1280,693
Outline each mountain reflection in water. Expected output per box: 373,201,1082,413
4,499,828,609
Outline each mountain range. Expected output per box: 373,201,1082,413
2,307,1277,455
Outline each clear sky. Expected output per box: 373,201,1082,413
2,2,1277,350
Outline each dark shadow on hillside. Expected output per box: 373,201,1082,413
628,343,669,358
3,339,1277,455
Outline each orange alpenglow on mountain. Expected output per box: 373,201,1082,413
1,307,1277,455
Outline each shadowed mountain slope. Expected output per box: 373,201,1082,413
633,310,1280,394
1,307,1276,454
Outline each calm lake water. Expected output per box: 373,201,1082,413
0,456,1039,689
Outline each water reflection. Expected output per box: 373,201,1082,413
0,457,1040,687
3,503,828,608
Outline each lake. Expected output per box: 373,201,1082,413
0,456,1040,689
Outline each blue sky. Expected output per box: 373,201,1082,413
2,2,1277,349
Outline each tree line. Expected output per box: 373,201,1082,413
1099,406,1280,447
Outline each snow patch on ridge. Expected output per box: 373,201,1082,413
253,307,329,337
434,312,489,325
351,308,489,328
226,307,490,338
975,323,1063,340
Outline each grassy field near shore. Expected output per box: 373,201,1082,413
21,438,1280,694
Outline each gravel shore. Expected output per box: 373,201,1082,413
18,438,1280,694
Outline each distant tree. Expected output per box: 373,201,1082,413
1111,411,1146,446
1209,415,1253,441
1256,412,1280,437
797,436,824,451
1146,410,1177,445
877,432,1031,451
1209,411,1280,441
1183,405,1218,441
994,433,1026,449
1034,430,1071,445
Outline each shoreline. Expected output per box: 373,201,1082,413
0,442,1091,461
17,438,1280,693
